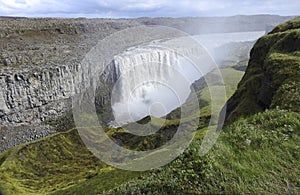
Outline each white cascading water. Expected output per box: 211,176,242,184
111,44,203,126
110,31,266,126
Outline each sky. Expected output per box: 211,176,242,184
0,0,299,18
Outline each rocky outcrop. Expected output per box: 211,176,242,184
0,64,79,125
224,17,300,124
0,125,55,152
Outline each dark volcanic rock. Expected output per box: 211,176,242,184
0,125,55,152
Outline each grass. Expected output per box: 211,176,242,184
0,129,104,194
50,168,142,195
225,17,300,123
272,16,300,33
17,109,299,195
108,109,300,194
196,67,244,118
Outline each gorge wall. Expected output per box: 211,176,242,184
0,64,77,125
0,39,208,125
0,34,207,152
0,16,295,151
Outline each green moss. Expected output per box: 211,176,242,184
272,79,300,112
109,109,300,194
50,168,142,195
0,150,11,166
0,118,193,194
225,17,300,123
45,109,75,132
0,129,105,194
271,16,300,33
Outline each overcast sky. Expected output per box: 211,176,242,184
0,0,299,18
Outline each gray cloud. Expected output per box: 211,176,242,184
0,0,299,18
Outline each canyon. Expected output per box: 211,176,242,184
0,16,299,195
0,15,293,152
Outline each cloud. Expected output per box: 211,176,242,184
0,0,299,18
96,0,165,11
0,0,68,15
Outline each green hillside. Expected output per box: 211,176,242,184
225,16,300,123
108,109,300,194
0,66,243,195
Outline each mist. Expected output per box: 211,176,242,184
111,53,202,126
195,31,266,66
109,28,266,126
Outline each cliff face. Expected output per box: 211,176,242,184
0,18,138,125
0,38,205,126
0,65,75,124
225,17,300,124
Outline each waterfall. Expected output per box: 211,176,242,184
110,42,205,126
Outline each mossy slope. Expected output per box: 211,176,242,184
225,16,300,123
0,127,144,195
109,109,300,194
0,129,103,194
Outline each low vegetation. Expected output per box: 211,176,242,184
107,109,300,194
225,16,300,123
